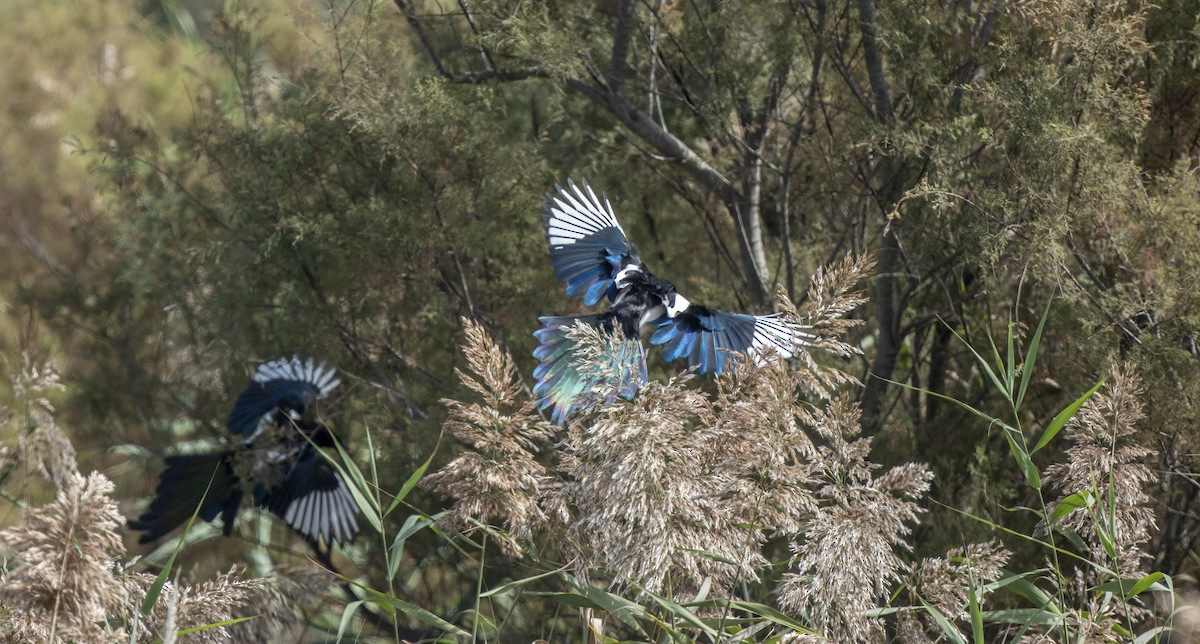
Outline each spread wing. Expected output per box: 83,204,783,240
260,447,360,545
544,179,643,306
650,306,813,375
226,356,341,436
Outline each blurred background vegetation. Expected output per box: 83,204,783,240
1,0,1199,639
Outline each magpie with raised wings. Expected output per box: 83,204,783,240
128,356,360,546
533,179,813,424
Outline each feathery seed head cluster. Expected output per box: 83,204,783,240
425,319,558,556
1043,364,1155,576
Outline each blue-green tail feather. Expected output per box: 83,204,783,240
533,315,647,425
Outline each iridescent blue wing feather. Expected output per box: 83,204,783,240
533,315,648,425
227,356,341,436
650,307,814,375
544,179,643,306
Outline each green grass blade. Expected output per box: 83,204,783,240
938,316,1011,399
688,599,816,633
1048,491,1091,526
1032,380,1105,454
339,574,471,637
968,574,985,644
140,468,218,616
1006,319,1017,398
336,599,366,641
557,574,653,637
1093,572,1166,600
1016,302,1052,409
1001,426,1040,490
638,586,718,640
920,597,966,644
480,565,570,599
174,616,256,636
388,513,440,581
889,378,1013,430
326,437,383,533
385,447,436,519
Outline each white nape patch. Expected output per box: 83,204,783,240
666,293,691,318
253,356,341,396
614,264,642,287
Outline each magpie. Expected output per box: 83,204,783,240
533,179,814,424
128,356,360,546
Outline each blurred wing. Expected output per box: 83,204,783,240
261,447,360,545
533,314,648,425
650,306,814,375
227,356,341,436
544,179,643,306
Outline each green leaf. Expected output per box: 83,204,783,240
965,569,985,644
920,597,966,644
175,616,256,636
336,600,366,641
1032,379,1106,454
1093,572,1166,600
1048,491,1091,525
689,599,816,633
1001,426,1040,490
1016,301,1052,409
388,513,440,581
352,579,470,637
682,548,739,566
1005,319,1017,398
385,447,437,518
479,565,568,599
996,574,1061,615
327,437,384,533
889,378,1013,431
558,574,652,637
639,587,718,640
980,608,1063,626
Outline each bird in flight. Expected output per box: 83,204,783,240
533,179,812,424
128,356,360,546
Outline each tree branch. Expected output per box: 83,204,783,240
857,0,893,121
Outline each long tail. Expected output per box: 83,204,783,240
128,451,242,543
533,315,648,425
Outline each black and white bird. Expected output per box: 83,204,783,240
533,179,813,424
128,356,360,546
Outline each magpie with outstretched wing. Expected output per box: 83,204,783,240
534,179,813,424
128,356,360,546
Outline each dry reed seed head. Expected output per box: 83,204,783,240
0,471,126,635
555,379,768,596
14,407,78,489
426,319,560,555
898,541,1011,640
778,392,932,642
447,318,555,453
424,451,553,556
458,317,532,412
9,358,76,487
11,354,66,409
707,360,820,534
157,567,267,643
1043,365,1156,574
